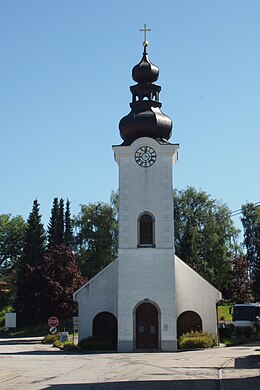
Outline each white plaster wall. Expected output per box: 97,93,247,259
74,259,118,341
113,137,179,351
113,137,178,251
117,248,177,351
175,255,222,337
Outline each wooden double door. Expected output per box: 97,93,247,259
136,302,159,350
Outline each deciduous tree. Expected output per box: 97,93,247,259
74,202,118,279
241,203,260,301
229,255,253,303
0,214,26,273
37,245,85,320
174,187,239,293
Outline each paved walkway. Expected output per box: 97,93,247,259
0,338,259,389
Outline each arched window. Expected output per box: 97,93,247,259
93,311,118,350
177,311,202,341
138,212,155,247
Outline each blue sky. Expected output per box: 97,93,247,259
1,0,259,233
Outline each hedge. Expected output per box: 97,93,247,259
179,331,215,349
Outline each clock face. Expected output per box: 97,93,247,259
135,146,157,167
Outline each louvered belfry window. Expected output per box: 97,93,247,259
139,214,154,245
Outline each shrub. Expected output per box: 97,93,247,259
43,334,60,344
53,339,63,348
63,341,78,351
218,323,234,339
179,331,215,349
78,337,113,351
235,326,252,338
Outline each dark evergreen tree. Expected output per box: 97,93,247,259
48,197,65,249
58,198,65,244
241,203,260,301
64,199,74,246
48,198,60,249
15,199,46,324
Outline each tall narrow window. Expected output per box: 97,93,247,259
138,213,155,246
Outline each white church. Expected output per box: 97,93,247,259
74,34,221,352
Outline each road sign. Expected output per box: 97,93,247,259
48,316,59,327
60,332,69,342
73,316,79,326
49,326,57,335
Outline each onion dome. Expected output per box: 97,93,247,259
119,42,173,143
132,45,159,83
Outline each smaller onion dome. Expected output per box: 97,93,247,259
132,45,159,83
119,42,173,143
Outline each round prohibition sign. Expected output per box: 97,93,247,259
49,326,58,335
48,316,59,327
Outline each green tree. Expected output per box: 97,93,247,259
64,199,74,246
174,187,239,293
15,199,46,324
58,198,65,242
0,214,26,273
48,197,65,249
110,190,119,221
241,203,260,301
74,202,118,279
48,198,61,249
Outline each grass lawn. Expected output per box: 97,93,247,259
217,304,232,322
0,306,73,338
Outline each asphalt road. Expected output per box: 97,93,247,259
0,338,259,389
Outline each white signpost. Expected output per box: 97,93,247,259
72,316,79,343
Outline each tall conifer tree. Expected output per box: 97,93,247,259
15,199,46,323
48,198,65,249
64,199,74,246
48,198,60,249
58,198,65,244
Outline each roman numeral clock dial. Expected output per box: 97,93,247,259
135,146,157,168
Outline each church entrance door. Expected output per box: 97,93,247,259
136,302,159,350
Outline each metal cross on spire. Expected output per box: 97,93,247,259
139,24,151,46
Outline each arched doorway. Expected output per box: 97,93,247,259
177,311,202,340
135,302,159,350
93,312,117,350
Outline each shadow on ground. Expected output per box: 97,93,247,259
46,377,260,390
0,340,43,345
235,354,260,369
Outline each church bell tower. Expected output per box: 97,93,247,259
113,29,179,352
